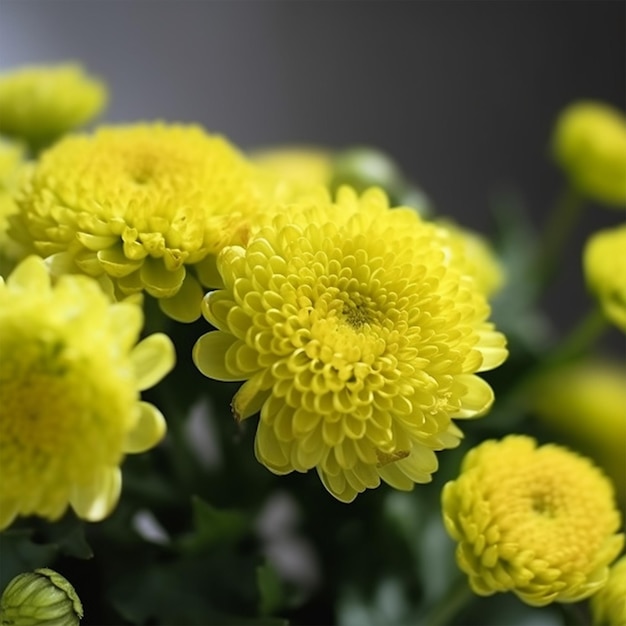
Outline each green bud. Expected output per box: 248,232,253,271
0,569,83,626
330,146,432,216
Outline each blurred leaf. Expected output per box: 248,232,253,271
178,496,249,553
34,515,93,560
257,561,284,617
110,563,241,625
0,529,57,590
337,577,411,626
489,188,552,352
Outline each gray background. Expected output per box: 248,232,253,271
1,0,624,334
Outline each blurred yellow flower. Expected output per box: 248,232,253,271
435,219,505,298
552,101,626,207
251,145,333,194
583,225,626,330
10,123,269,322
0,63,107,150
442,435,624,606
590,555,626,626
0,137,24,187
0,256,175,529
0,568,83,626
0,138,27,275
529,358,626,502
194,186,507,502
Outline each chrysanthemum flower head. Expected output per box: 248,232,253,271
590,555,626,625
0,256,175,529
442,435,624,607
0,63,107,150
583,225,626,331
529,358,626,501
552,101,626,207
193,186,507,502
10,123,270,322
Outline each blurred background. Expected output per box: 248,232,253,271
0,0,624,329
0,4,624,624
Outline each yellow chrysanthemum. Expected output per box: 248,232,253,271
529,358,626,502
0,63,107,150
583,225,626,331
193,187,507,502
442,435,624,607
591,555,626,625
10,123,269,322
435,219,505,298
552,101,626,207
0,256,175,529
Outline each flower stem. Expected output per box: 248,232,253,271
534,185,584,293
509,306,608,401
423,577,475,626
545,306,608,368
559,601,590,626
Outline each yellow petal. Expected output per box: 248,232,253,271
97,244,143,277
108,303,143,349
131,333,176,391
201,289,236,330
317,467,358,503
194,253,223,288
158,273,204,323
0,499,19,530
140,257,186,298
70,467,121,521
6,255,50,291
255,421,291,474
192,331,245,381
455,375,495,418
124,402,167,453
76,232,119,252
476,329,509,372
232,372,271,421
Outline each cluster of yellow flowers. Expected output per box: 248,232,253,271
0,63,624,623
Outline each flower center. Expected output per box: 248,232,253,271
342,294,377,329
530,491,556,517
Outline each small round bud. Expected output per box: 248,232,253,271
552,101,626,207
0,568,83,626
330,146,432,215
0,63,107,152
583,224,626,331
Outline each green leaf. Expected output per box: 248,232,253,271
257,561,284,617
0,529,57,590
488,188,552,352
37,515,94,560
178,496,249,553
